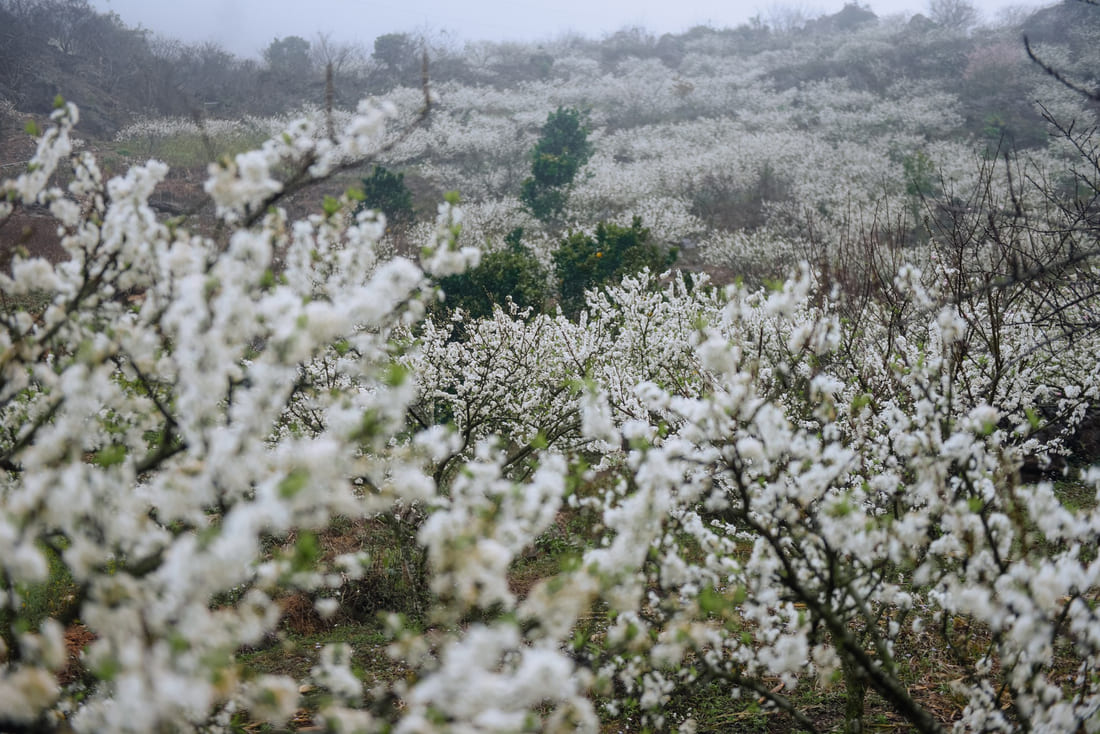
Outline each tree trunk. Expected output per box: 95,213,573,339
842,653,867,734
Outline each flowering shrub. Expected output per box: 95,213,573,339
0,97,512,732
1,26,1100,733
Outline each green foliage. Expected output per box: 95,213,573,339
529,108,592,188
437,228,551,322
553,217,677,318
519,180,567,222
355,165,415,226
520,107,593,222
902,149,937,199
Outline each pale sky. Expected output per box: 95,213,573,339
89,0,1048,58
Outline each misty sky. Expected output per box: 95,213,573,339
88,0,1046,58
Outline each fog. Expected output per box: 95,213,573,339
88,0,1044,58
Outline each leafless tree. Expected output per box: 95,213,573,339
311,32,368,77
764,2,820,33
928,0,979,30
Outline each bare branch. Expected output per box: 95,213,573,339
1024,35,1100,102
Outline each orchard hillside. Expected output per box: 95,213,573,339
2,0,1100,732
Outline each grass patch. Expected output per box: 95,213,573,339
1054,477,1097,511
1,289,54,315
238,622,397,683
111,129,272,168
0,539,80,648
235,620,407,729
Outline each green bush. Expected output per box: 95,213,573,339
437,228,551,323
356,165,415,226
553,217,677,318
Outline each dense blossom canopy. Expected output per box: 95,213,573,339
2,6,1100,731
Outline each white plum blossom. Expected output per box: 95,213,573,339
2,14,1100,731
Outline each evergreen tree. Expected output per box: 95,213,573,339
520,107,592,222
356,165,415,226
